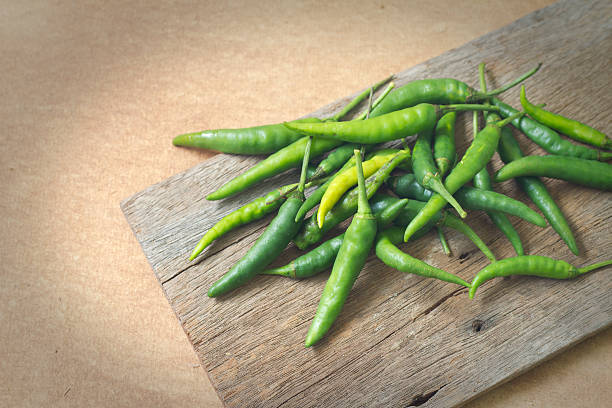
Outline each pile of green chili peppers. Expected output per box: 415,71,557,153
174,63,612,347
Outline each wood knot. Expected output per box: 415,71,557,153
472,319,486,333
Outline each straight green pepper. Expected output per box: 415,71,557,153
520,86,612,150
284,103,498,145
494,156,612,191
304,150,377,347
174,75,392,155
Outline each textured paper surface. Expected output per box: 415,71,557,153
3,1,611,407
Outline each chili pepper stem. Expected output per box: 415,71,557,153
478,63,487,94
429,177,467,218
440,104,500,114
303,149,377,347
355,82,395,121
577,259,612,275
442,213,496,262
330,75,393,121
494,110,525,128
470,63,542,101
354,149,370,212
298,137,313,194
266,177,327,206
437,226,451,256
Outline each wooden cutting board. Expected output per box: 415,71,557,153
121,0,612,406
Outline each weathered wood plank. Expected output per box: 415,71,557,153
121,0,612,406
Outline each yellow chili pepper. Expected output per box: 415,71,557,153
317,150,400,228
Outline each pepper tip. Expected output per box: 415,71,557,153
172,133,191,146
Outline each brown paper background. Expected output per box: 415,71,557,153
2,1,610,406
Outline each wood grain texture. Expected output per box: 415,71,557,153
121,0,612,406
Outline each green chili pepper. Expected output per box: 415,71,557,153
304,149,378,347
175,75,392,154
469,256,612,299
403,111,524,242
375,227,470,287
413,126,466,217
190,174,326,261
492,98,612,161
293,151,410,250
479,65,579,255
393,200,496,262
263,197,408,279
206,187,305,296
455,177,546,228
207,81,399,201
172,117,323,155
433,112,457,177
474,63,523,256
284,103,498,145
207,137,314,297
368,64,541,117
192,183,298,260
206,136,342,200
495,120,579,255
388,173,545,227
494,155,612,191
520,86,612,150
264,234,344,280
